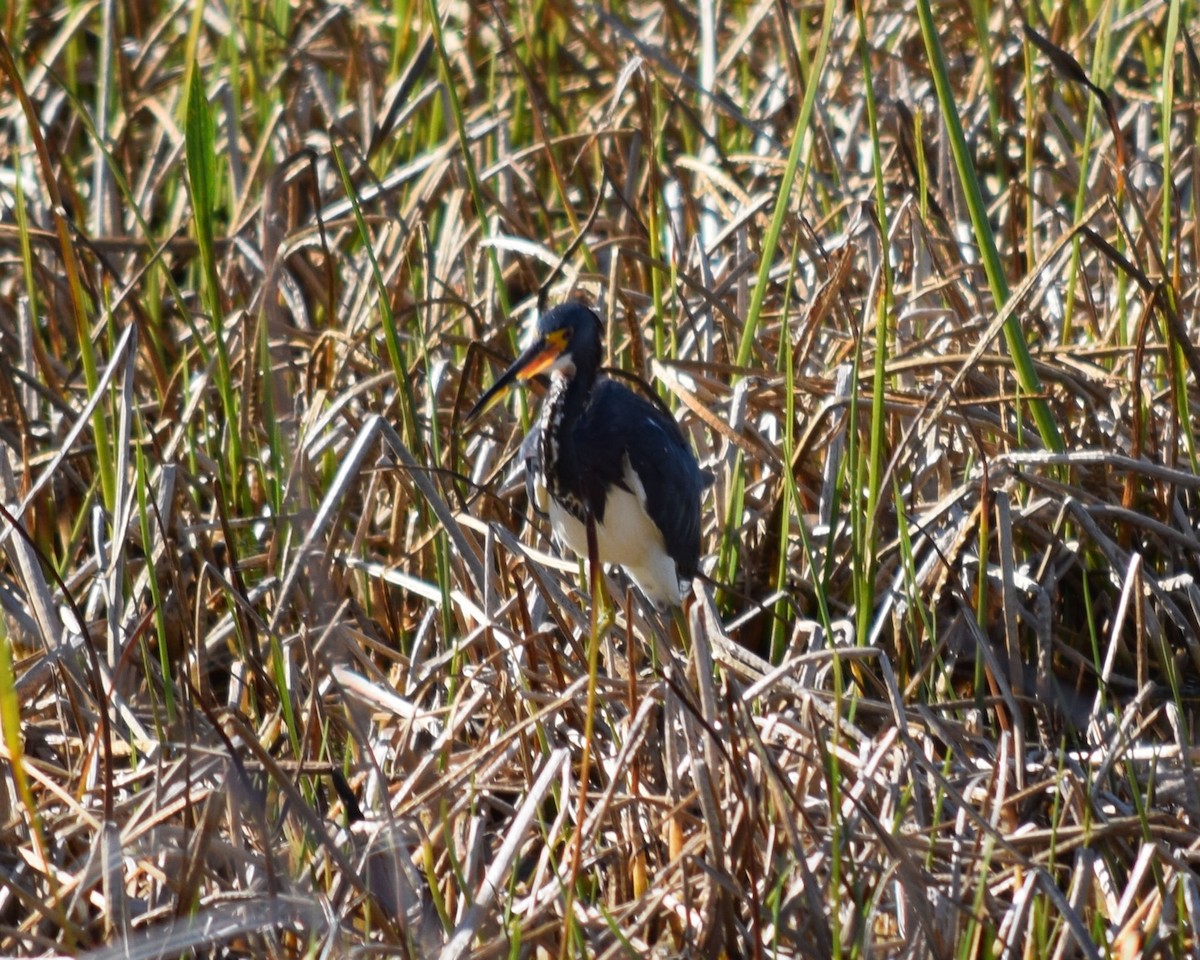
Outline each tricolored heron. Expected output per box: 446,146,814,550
466,303,708,609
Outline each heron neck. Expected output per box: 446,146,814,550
540,369,600,520
541,371,592,491
546,369,593,430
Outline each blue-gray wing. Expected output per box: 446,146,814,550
572,380,706,579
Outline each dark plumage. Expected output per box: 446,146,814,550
467,303,708,608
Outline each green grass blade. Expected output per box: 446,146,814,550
734,0,838,370
185,61,243,497
916,0,1063,453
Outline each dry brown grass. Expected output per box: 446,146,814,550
2,0,1200,956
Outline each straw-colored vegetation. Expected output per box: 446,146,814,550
1,0,1198,956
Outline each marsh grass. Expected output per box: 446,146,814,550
1,0,1200,956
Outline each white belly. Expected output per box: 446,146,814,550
544,459,683,609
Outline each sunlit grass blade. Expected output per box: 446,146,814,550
916,0,1063,453
185,61,242,499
